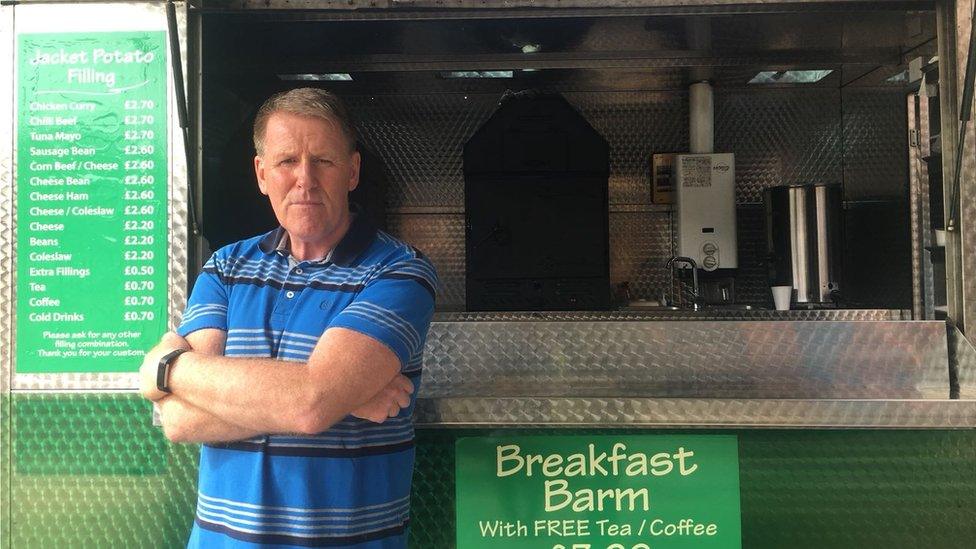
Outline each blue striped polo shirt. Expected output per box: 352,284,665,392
176,212,437,548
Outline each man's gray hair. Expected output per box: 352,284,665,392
253,88,358,155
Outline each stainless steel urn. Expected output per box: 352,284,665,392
764,183,844,304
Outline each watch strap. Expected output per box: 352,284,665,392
156,348,188,394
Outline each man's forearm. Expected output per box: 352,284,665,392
154,327,402,436
158,395,264,444
168,352,346,434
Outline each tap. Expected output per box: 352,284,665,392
666,256,700,311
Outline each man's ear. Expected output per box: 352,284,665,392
254,155,269,195
347,151,361,192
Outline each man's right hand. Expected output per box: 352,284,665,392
351,374,414,423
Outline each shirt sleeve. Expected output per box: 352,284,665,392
327,255,437,373
176,253,229,337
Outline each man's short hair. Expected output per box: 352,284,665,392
253,88,358,155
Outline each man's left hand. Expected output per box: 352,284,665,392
140,331,191,401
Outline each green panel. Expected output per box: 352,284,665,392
412,428,976,549
3,399,975,548
1,395,11,549
14,394,166,474
6,394,198,548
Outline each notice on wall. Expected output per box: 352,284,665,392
456,435,741,549
16,32,168,373
679,156,712,188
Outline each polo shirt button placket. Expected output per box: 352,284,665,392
272,259,304,316
284,263,307,301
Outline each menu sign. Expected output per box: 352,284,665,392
16,32,168,373
456,435,742,549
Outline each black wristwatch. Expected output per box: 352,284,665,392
156,348,188,394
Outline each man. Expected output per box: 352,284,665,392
139,88,437,548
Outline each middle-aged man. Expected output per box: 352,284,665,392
139,88,437,548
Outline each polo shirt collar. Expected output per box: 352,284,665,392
258,204,376,267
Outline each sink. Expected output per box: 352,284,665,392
623,300,680,311
621,303,756,313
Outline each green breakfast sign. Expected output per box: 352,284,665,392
16,31,169,373
456,435,741,549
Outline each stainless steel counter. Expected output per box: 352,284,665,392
433,309,911,322
414,318,976,429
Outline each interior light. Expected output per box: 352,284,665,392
886,70,908,83
277,73,353,81
440,71,514,79
748,70,833,84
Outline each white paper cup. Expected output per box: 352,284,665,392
771,286,793,311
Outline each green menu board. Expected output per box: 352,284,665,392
16,32,168,373
456,435,742,549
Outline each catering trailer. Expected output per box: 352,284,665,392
2,0,976,547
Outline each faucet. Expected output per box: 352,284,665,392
666,256,700,311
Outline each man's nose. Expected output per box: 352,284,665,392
294,158,316,188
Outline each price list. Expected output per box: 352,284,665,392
16,32,168,373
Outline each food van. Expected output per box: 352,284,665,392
2,1,975,547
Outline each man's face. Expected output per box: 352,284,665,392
254,112,360,252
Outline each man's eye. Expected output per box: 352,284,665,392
316,158,334,166
278,158,296,166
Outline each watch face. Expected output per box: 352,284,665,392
156,362,170,393
157,349,184,393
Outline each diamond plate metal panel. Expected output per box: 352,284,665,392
222,1,938,13
909,90,936,319
385,211,681,308
420,321,949,400
565,92,688,205
609,211,672,299
349,94,496,209
433,309,910,321
414,398,976,429
949,324,976,400
735,429,976,548
169,0,190,339
409,429,458,549
1,5,13,397
716,89,843,204
842,89,909,201
937,0,964,329
957,0,976,341
909,94,924,318
2,7,12,547
8,393,198,547
351,91,690,208
386,213,465,308
963,144,976,338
